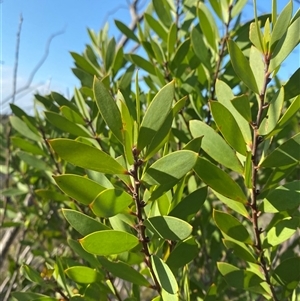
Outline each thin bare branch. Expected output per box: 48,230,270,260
3,28,65,106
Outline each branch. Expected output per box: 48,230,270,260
12,14,23,104
117,0,144,50
3,28,65,106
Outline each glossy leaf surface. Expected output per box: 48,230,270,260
213,210,252,244
144,216,192,241
79,230,139,255
54,174,106,205
65,266,102,284
137,81,175,151
49,139,127,174
194,158,247,203
190,120,243,173
142,150,198,186
62,209,110,236
93,77,124,144
90,189,132,217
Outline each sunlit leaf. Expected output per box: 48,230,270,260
213,210,252,244
227,39,259,94
260,133,300,167
98,257,150,287
137,81,175,151
210,101,247,155
194,158,247,204
142,150,198,186
62,209,110,236
93,77,124,144
49,139,127,174
65,266,102,284
90,189,132,217
151,255,178,294
144,216,192,241
79,230,139,255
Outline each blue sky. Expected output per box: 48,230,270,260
1,0,299,113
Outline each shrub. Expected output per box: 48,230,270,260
1,0,299,300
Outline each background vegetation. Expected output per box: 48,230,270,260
1,0,299,300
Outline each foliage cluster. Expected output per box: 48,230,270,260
1,0,299,300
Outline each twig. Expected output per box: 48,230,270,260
3,28,65,106
12,14,23,104
117,0,144,50
207,4,233,124
250,51,278,300
129,148,161,295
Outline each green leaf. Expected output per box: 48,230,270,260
194,158,248,204
231,95,252,123
11,137,45,156
16,151,51,171
167,22,177,57
269,16,300,73
144,216,192,241
166,237,199,270
171,39,190,69
63,209,110,236
35,189,69,201
216,80,252,145
74,88,90,120
283,68,300,101
270,0,293,50
68,239,100,267
54,174,106,205
263,217,298,247
10,116,41,142
145,96,187,160
169,186,207,222
45,111,90,137
144,13,168,42
212,190,249,219
272,257,300,286
223,239,256,263
197,3,218,54
65,266,102,284
217,262,263,289
115,20,139,43
98,257,150,287
151,254,178,294
0,187,27,197
191,28,209,69
21,264,44,285
129,54,156,75
105,37,116,71
60,105,86,125
142,150,198,186
261,181,300,213
137,81,175,151
227,39,259,94
49,139,127,174
249,22,264,53
266,95,300,139
190,120,244,174
231,0,248,18
260,133,300,167
153,0,172,28
11,293,52,301
70,52,100,76
249,46,265,93
210,101,247,155
213,210,252,244
93,77,124,144
79,230,139,255
259,88,284,135
90,189,132,217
